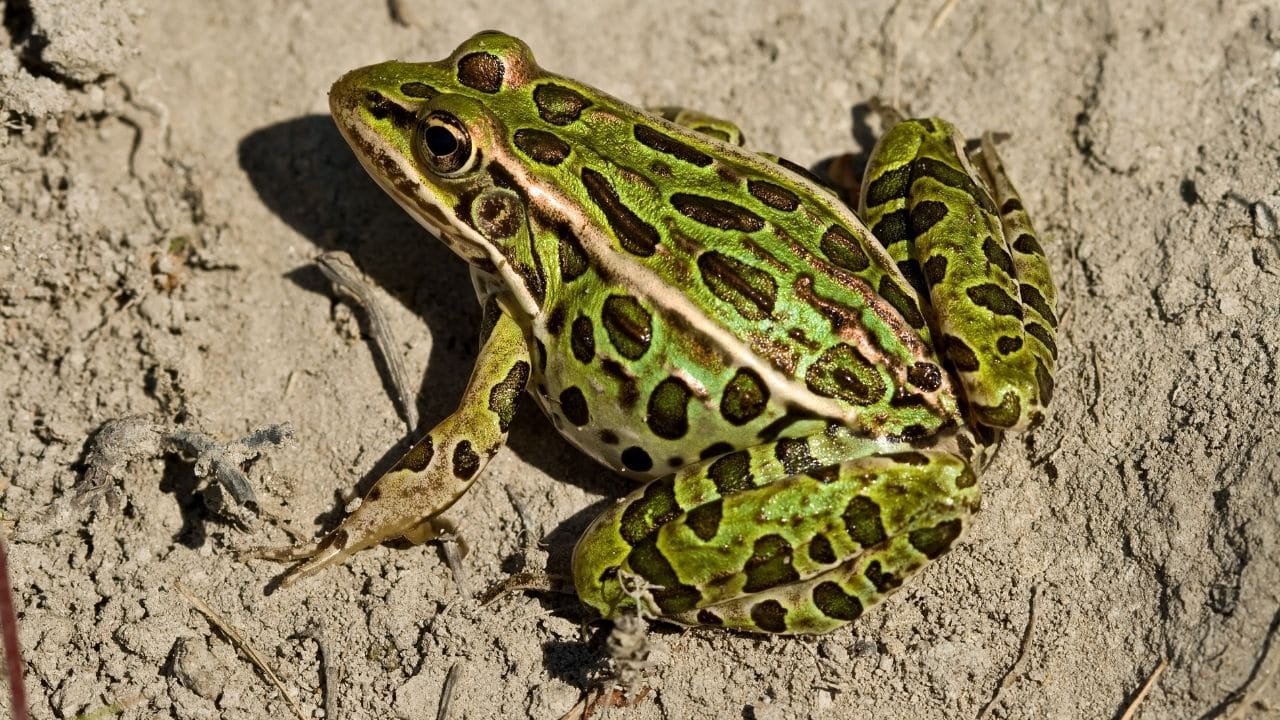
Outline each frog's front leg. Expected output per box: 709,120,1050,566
573,432,980,634
278,300,531,586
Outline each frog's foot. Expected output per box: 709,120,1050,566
648,106,745,146
867,97,906,127
265,509,451,588
264,304,531,588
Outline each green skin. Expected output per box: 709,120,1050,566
286,31,1058,634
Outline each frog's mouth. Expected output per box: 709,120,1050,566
328,65,493,267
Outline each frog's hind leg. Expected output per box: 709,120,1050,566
573,433,980,634
650,107,746,146
652,107,841,199
972,135,1058,416
860,117,1056,431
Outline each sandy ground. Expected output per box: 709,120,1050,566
2,1,1279,718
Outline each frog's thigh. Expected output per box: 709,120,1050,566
862,118,1055,431
573,438,979,634
280,304,531,585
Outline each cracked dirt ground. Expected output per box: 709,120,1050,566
2,1,1279,718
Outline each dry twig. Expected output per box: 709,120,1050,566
317,251,418,431
1119,657,1167,720
977,586,1040,719
175,585,306,720
295,622,337,720
436,661,465,720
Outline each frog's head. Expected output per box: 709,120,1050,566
329,31,561,275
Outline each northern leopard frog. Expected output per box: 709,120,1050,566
285,31,1057,633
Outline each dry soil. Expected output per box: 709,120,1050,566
2,1,1279,718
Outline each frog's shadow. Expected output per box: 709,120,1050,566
237,116,616,525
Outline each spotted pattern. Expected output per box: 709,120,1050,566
338,44,1060,634
560,386,589,426
532,83,591,125
942,335,980,372
472,190,522,240
907,361,942,392
685,499,723,541
581,168,659,256
877,277,926,328
747,179,800,211
697,251,777,321
923,254,948,285
513,128,571,166
1036,358,1055,404
627,535,699,612
750,599,788,632
996,336,1023,354
908,518,963,558
870,209,910,247
570,315,595,363
452,440,480,479
700,442,733,460
910,199,948,236
621,446,653,473
600,295,653,360
399,81,436,98
394,435,434,473
696,610,723,626
775,438,818,475
808,534,837,564
820,224,870,273
555,224,589,282
1020,284,1058,327
864,560,901,592
670,193,765,232
805,344,886,406
634,124,712,167
813,581,863,621
646,376,692,440
488,360,530,432
966,283,1023,318
546,305,567,336
707,450,753,495
982,236,1016,277
742,535,800,592
866,164,910,206
720,368,768,425
1013,233,1045,256
843,496,886,548
1027,323,1058,360
913,157,996,214
456,52,504,93
619,477,677,544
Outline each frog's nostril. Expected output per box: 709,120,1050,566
366,91,391,119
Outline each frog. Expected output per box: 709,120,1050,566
280,30,1057,634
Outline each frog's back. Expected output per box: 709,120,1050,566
331,32,962,475
484,68,962,475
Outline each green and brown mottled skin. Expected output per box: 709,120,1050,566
283,31,1057,634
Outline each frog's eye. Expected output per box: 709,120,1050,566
415,111,476,176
